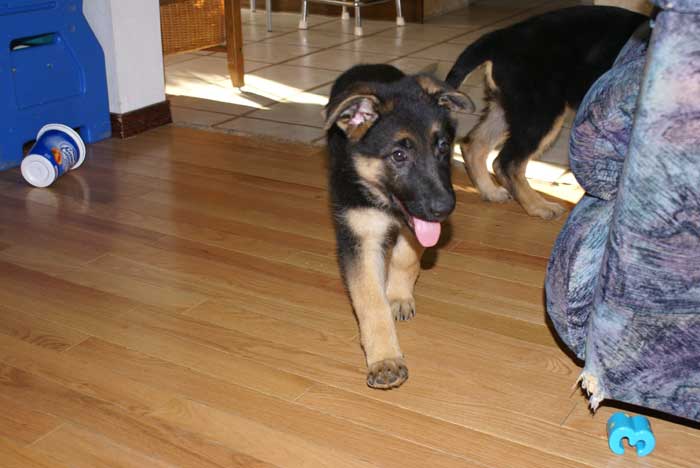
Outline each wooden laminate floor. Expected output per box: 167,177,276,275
0,127,697,467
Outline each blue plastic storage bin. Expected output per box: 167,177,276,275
0,0,111,170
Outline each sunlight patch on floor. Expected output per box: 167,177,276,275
165,75,263,108
165,72,328,111
453,146,584,204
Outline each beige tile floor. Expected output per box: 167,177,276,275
165,0,581,169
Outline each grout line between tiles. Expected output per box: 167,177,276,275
213,114,323,131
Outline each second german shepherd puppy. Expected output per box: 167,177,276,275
446,6,647,219
325,64,474,389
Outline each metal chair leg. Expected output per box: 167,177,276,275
354,2,362,36
266,0,272,31
341,6,350,20
299,0,309,29
251,0,256,12
395,0,404,26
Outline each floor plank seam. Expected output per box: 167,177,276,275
560,401,580,427
414,292,545,327
399,302,554,346
163,325,363,382
432,262,547,289
59,336,93,354
25,422,66,448
0,303,137,353
84,331,328,404
82,252,110,267
177,298,359,343
177,297,212,317
291,383,316,403
292,389,533,468
87,151,328,191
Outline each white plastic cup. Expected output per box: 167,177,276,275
21,124,86,188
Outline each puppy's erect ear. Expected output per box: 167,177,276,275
324,93,381,141
415,75,475,114
436,91,476,113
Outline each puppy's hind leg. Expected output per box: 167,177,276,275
341,208,408,390
460,102,510,202
386,226,424,322
493,111,567,220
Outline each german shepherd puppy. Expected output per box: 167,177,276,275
445,6,647,219
325,64,474,389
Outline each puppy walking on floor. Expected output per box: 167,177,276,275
446,6,647,219
325,64,473,388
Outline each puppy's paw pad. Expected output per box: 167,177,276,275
390,298,415,321
530,201,566,220
367,359,408,389
481,186,512,203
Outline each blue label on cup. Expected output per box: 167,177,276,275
28,129,80,177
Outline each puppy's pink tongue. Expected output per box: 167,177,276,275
412,217,441,247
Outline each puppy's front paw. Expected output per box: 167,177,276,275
528,200,566,220
390,298,415,321
367,358,408,389
481,186,512,203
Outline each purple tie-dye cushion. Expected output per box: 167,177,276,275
546,7,700,422
568,24,649,200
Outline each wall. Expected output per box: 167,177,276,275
83,0,166,114
594,0,654,14
424,0,469,19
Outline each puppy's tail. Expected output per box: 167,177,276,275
445,35,493,89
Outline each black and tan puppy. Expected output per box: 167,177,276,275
325,64,474,389
446,6,647,219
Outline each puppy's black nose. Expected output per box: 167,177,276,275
430,198,455,220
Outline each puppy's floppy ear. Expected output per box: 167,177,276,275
324,90,381,141
415,74,475,114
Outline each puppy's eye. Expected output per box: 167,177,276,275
436,138,451,155
391,149,407,162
